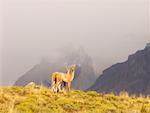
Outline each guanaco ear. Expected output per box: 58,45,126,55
65,66,69,70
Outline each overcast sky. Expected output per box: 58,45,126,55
0,0,2,85
1,0,150,85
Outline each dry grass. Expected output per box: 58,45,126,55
0,84,150,113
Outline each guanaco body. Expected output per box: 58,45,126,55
51,65,76,92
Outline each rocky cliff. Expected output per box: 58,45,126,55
90,44,150,95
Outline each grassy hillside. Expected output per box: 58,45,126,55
0,84,150,113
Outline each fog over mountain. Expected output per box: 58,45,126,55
14,47,97,90
2,0,150,85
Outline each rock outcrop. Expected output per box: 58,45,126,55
90,44,150,95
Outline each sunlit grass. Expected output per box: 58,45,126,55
0,83,150,113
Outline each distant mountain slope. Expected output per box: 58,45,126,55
90,43,150,95
14,48,97,90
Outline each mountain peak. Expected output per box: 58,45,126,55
14,48,97,90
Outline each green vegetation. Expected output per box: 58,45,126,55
0,84,150,113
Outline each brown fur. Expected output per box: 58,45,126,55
51,65,76,92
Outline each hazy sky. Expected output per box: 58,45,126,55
2,0,150,85
0,0,2,85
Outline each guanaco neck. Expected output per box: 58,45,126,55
70,70,75,81
61,69,70,82
62,69,75,82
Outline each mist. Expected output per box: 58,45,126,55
2,0,150,85
0,0,3,85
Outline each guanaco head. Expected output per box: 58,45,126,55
70,64,76,73
65,65,76,74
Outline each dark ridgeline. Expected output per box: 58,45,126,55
14,48,97,90
89,43,150,95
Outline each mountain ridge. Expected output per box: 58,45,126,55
89,44,150,95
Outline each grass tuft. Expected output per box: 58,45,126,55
0,84,150,113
